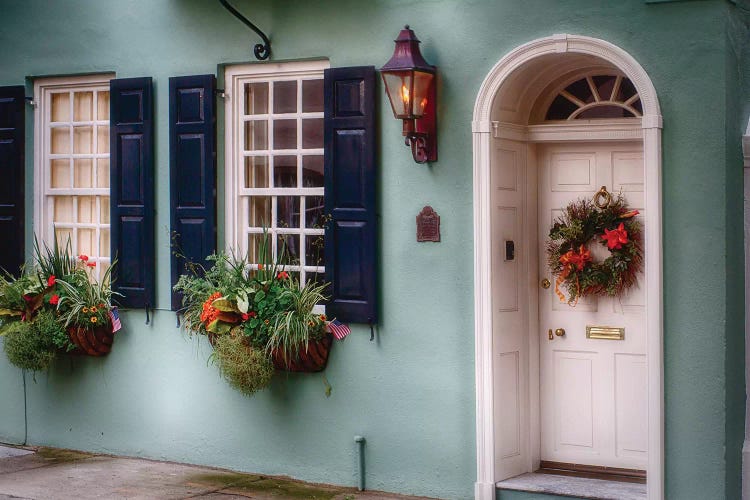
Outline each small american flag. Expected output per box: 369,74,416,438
109,307,122,333
326,319,351,340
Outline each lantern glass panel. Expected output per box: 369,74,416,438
382,72,412,119
411,71,434,117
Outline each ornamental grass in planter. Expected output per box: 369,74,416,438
174,239,333,396
0,239,121,371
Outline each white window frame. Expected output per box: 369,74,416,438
33,73,115,279
224,60,329,283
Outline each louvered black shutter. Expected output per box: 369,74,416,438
323,66,377,324
0,86,24,276
169,75,217,310
110,77,154,309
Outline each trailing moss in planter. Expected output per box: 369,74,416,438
213,334,275,396
2,310,62,372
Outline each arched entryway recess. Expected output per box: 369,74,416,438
472,34,663,500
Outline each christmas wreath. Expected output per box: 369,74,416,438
547,187,643,305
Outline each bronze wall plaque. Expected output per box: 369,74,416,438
586,325,625,340
416,206,440,242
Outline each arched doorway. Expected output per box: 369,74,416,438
472,34,663,500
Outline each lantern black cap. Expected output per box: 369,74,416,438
380,25,435,73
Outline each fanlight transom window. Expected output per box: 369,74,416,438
545,75,642,121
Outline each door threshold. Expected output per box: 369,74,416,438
539,460,646,484
496,472,646,500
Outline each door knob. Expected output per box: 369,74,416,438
541,278,551,289
555,328,566,337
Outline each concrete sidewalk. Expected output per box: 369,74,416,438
0,445,437,500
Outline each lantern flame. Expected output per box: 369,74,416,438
401,85,410,106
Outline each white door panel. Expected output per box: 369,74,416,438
492,138,529,480
539,142,647,470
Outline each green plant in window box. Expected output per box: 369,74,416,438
173,231,332,396
0,238,123,371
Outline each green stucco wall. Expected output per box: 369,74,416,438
0,1,745,499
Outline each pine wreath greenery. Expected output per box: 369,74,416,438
547,195,643,304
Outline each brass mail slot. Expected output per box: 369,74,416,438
586,325,625,340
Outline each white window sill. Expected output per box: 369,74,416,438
497,472,646,500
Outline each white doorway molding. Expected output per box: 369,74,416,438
472,34,663,500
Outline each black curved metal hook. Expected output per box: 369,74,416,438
218,0,271,60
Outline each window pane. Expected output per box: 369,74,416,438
305,196,324,228
564,78,594,104
73,126,93,154
97,125,109,154
302,156,324,187
302,118,323,149
99,261,110,281
592,76,617,101
248,196,271,227
74,92,93,122
276,196,300,228
74,159,93,188
245,82,269,115
244,120,268,151
273,119,297,150
545,95,579,121
277,233,300,264
247,232,271,265
51,93,70,122
244,157,269,188
97,159,109,188
99,229,110,257
78,228,95,256
54,197,73,223
55,228,72,248
97,91,110,120
305,234,325,267
302,80,323,112
273,81,297,114
51,127,70,154
51,159,71,188
78,196,95,223
274,155,297,187
616,77,637,102
577,105,635,119
100,196,110,224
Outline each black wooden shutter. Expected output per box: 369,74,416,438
323,66,377,324
169,75,217,310
0,86,24,276
110,77,154,309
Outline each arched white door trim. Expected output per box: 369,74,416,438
472,34,663,500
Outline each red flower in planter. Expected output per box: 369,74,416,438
86,262,96,268
277,271,289,280
49,294,60,305
79,254,89,262
47,275,56,287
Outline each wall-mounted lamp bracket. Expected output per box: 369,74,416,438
218,0,271,60
408,81,437,163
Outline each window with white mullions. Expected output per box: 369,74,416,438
226,61,329,285
545,74,643,120
35,75,114,280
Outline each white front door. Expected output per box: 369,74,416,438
538,141,647,471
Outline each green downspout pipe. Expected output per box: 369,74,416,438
354,435,366,491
